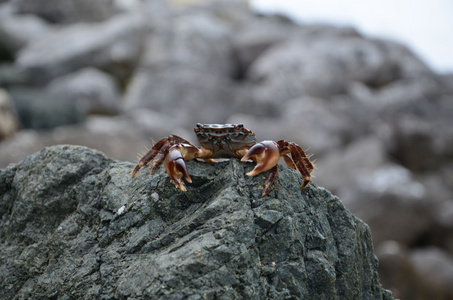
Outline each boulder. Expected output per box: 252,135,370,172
11,0,116,24
0,88,19,140
0,63,30,87
246,40,347,106
16,13,146,84
0,111,189,168
410,247,453,296
0,13,52,53
8,87,84,129
0,145,393,299
123,10,239,126
377,241,453,300
226,95,353,158
46,67,121,115
315,137,436,248
139,12,235,78
124,67,237,128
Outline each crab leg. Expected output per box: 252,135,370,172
148,144,171,175
261,165,278,197
283,154,296,169
289,143,313,189
131,135,193,178
132,137,171,178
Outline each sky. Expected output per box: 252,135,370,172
250,0,453,74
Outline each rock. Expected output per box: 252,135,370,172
16,12,146,84
246,40,347,106
243,31,431,112
0,63,30,87
410,247,453,296
0,88,19,140
315,137,442,248
376,241,453,300
8,87,84,129
382,78,453,171
139,12,235,78
11,0,116,24
0,111,189,168
124,67,237,128
226,95,354,158
0,13,52,53
0,145,393,299
232,14,299,75
46,67,121,115
123,10,239,126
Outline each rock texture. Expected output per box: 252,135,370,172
0,145,393,299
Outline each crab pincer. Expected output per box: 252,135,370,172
241,141,280,176
164,146,192,192
241,141,282,197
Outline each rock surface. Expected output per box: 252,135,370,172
0,145,393,299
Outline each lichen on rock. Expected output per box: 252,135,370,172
0,145,393,299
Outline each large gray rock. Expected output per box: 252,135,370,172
16,13,146,84
0,13,51,53
46,67,121,116
11,0,116,24
124,67,237,127
0,145,393,299
0,88,19,140
0,111,188,168
123,10,239,127
8,87,84,129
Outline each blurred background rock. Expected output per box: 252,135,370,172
0,0,452,298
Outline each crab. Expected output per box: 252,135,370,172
131,123,314,197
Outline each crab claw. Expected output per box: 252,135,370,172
241,141,280,176
164,147,192,192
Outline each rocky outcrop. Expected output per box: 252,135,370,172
0,145,393,299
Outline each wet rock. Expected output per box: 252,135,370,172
0,145,393,299
46,67,121,115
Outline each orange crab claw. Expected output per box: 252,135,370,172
241,141,280,177
164,147,192,191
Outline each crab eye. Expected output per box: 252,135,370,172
237,123,244,128
196,123,202,128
